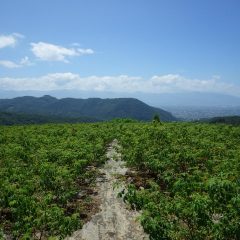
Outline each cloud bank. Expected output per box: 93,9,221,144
0,73,239,96
31,42,94,62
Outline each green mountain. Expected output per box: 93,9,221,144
0,95,176,122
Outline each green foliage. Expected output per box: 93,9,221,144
0,111,99,125
1,121,240,239
119,122,240,239
204,116,240,125
0,123,114,239
152,114,161,123
109,118,140,123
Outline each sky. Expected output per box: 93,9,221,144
0,0,240,99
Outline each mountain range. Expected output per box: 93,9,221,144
0,95,176,123
1,91,240,107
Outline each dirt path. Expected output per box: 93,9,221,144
66,140,149,240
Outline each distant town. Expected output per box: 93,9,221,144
164,106,240,121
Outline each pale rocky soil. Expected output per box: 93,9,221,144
66,140,149,240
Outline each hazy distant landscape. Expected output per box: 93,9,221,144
163,105,240,121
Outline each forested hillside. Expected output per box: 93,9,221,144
0,111,99,125
0,96,176,122
200,116,240,125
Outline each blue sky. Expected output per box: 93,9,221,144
0,0,240,97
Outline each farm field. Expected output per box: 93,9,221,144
0,122,240,239
0,123,114,239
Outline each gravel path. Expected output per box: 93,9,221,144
66,140,149,240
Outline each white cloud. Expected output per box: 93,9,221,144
77,48,94,55
0,60,20,68
0,33,24,49
148,75,235,94
0,56,33,69
0,73,239,96
19,56,32,66
31,42,94,62
71,42,81,47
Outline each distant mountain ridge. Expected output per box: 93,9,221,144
0,95,176,122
